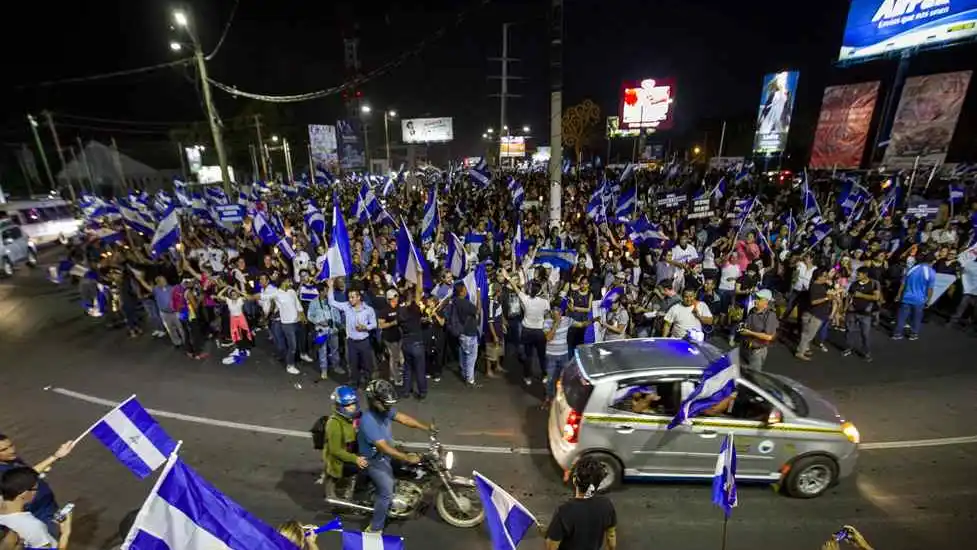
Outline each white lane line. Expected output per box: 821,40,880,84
46,386,977,455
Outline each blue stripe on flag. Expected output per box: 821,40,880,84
120,399,178,458
130,530,172,550
90,421,153,479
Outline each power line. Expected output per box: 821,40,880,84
208,0,491,103
54,113,204,126
206,0,240,61
51,122,174,135
14,58,194,89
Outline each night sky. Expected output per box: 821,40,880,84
3,0,976,174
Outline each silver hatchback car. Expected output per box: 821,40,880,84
548,338,860,498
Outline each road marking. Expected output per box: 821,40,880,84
46,386,977,455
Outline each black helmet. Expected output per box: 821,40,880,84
365,379,399,411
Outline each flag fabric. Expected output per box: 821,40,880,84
533,249,578,271
627,216,666,248
711,177,727,200
354,183,379,223
422,186,439,242
446,232,467,278
586,188,606,221
305,204,326,236
150,208,181,259
615,187,636,220
118,199,157,235
667,354,739,429
473,471,538,550
513,219,530,265
252,212,280,246
469,158,491,187
341,531,404,550
808,222,832,247
122,455,294,550
801,172,820,219
88,396,177,479
949,184,965,204
620,163,636,183
320,194,353,280
509,178,525,209
712,434,738,517
276,237,296,262
397,220,432,290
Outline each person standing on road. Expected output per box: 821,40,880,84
738,289,779,371
796,268,831,361
398,284,428,400
327,279,378,389
544,456,617,550
893,253,936,341
0,436,73,526
377,289,404,386
450,282,481,387
844,267,881,361
272,278,305,375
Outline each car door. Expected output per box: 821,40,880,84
637,377,724,476
594,379,667,477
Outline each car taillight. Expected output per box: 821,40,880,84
563,408,582,443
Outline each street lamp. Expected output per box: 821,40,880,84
382,110,397,165
487,128,494,134
361,105,372,114
173,10,188,27
482,133,488,139
522,125,530,133
169,42,182,52
693,146,702,155
271,135,280,143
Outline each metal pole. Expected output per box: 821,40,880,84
76,137,96,193
190,27,232,195
363,121,371,171
717,120,727,158
253,115,268,180
27,114,56,192
283,139,294,183
307,142,315,181
110,137,127,193
42,111,76,201
500,23,510,170
249,144,259,182
547,0,564,227
177,141,189,181
384,112,391,164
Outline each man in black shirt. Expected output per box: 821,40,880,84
545,456,617,550
844,266,881,361
398,286,428,400
377,289,404,385
796,268,831,360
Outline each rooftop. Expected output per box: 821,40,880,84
577,338,726,378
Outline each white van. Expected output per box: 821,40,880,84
0,199,81,245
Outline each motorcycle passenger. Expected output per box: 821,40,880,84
359,380,432,533
323,386,367,501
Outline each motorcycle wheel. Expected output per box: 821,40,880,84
435,486,485,528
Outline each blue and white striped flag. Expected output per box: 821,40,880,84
469,158,491,187
667,354,739,429
341,531,404,550
712,434,738,517
446,232,467,278
319,194,353,280
252,212,280,246
149,208,181,259
397,219,432,290
615,186,636,220
473,471,538,550
118,199,157,236
421,186,439,242
86,396,177,479
533,249,578,271
620,162,636,183
949,183,965,204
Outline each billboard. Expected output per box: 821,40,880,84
883,70,972,168
753,71,800,153
620,78,675,130
308,125,338,167
839,0,977,62
810,82,881,169
401,118,453,143
500,136,526,158
606,116,641,138
336,119,366,170
197,166,235,184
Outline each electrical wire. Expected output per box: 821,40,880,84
54,114,204,126
206,0,240,61
14,58,194,89
207,0,491,103
51,122,175,135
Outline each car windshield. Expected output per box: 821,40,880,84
742,370,807,416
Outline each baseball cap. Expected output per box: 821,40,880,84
386,289,399,299
754,289,773,301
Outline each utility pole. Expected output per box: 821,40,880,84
27,115,56,193
489,23,522,169
547,0,564,226
41,111,76,201
177,141,188,181
76,137,96,193
253,114,268,180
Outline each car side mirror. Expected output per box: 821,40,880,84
766,408,783,425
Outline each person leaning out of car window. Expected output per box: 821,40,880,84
737,289,779,371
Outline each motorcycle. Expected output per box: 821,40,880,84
325,430,485,528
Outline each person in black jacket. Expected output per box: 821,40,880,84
545,456,617,550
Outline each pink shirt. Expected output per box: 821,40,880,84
735,241,760,271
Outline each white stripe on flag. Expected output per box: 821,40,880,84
360,532,385,550
101,407,168,472
137,495,231,550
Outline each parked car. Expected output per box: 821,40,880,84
0,218,39,277
548,337,860,498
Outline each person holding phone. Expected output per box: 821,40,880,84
0,468,71,549
662,288,713,338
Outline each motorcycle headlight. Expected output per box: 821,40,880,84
444,451,455,470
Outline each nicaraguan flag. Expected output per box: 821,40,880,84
600,286,624,310
398,221,432,290
473,471,538,550
513,219,530,264
627,216,666,247
620,162,636,183
118,199,157,236
276,237,296,261
615,186,636,220
354,183,380,223
533,249,578,271
305,203,326,236
668,354,739,429
712,434,738,517
801,173,820,219
734,163,751,184
252,212,280,246
121,455,294,550
341,531,404,550
89,396,177,479
149,208,181,259
469,158,491,187
949,184,965,204
807,222,832,246
421,186,439,242
586,188,605,221
446,232,467,278
314,164,334,185
711,177,727,200
320,194,353,280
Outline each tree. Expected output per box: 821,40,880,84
562,99,601,167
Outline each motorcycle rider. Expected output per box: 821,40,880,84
359,380,432,533
323,386,368,501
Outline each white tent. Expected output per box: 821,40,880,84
57,140,167,192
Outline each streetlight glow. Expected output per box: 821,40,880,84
173,11,188,27
169,42,182,51
271,135,280,143
388,110,397,118
361,105,372,114
522,125,530,133
487,128,494,134
482,133,488,138
693,146,701,155
503,125,509,131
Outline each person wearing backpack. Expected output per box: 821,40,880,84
322,386,367,501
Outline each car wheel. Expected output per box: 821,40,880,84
1,257,12,278
27,249,38,268
784,455,838,499
575,452,623,493
58,233,68,245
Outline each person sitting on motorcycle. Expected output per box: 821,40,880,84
359,379,432,533
323,386,367,501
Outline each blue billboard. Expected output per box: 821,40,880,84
753,71,800,154
840,0,977,62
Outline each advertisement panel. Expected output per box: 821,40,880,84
308,125,338,167
198,166,235,184
532,146,551,163
839,0,977,62
606,116,641,137
753,71,800,153
883,70,972,168
810,82,881,169
336,119,366,170
185,146,203,174
401,118,453,143
500,136,526,158
619,78,675,130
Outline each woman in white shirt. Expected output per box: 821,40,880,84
501,269,551,387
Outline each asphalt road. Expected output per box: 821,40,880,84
2,253,976,550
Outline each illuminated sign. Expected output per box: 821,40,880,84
619,78,675,130
401,117,454,143
500,136,526,158
839,0,977,62
752,71,800,154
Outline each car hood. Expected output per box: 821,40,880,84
769,373,846,425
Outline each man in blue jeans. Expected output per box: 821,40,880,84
358,380,432,533
451,282,481,387
893,254,936,341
